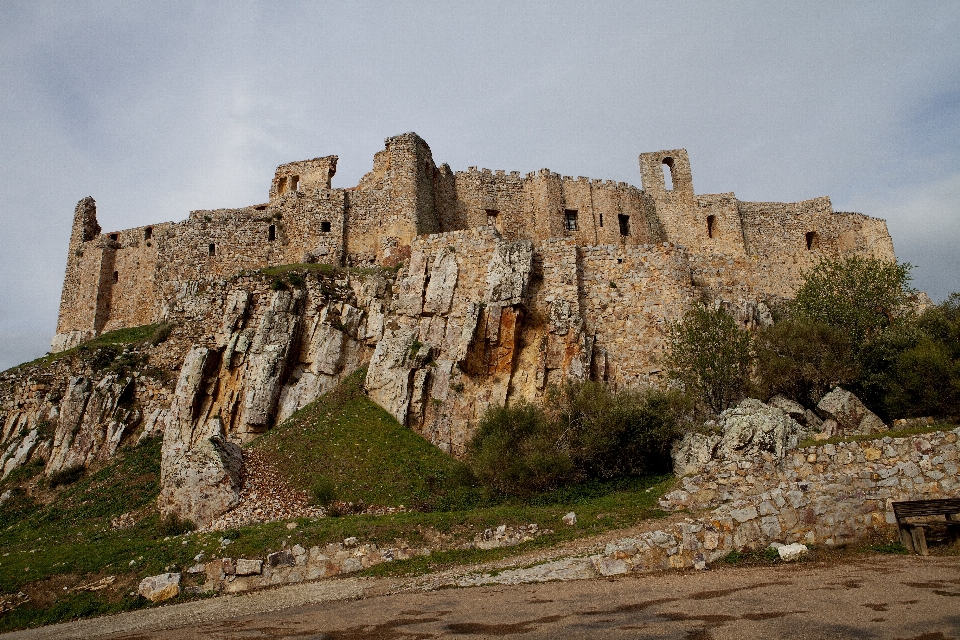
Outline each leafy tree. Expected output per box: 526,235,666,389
664,304,752,414
753,316,858,406
791,256,915,361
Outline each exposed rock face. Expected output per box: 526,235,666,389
817,387,887,436
672,398,807,476
158,347,244,528
46,374,139,476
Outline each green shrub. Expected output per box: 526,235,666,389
287,273,305,288
156,513,196,537
549,382,686,479
791,256,915,364
48,464,84,488
753,316,857,406
467,401,573,497
467,382,687,497
270,277,287,291
148,322,174,346
309,476,337,506
665,304,752,413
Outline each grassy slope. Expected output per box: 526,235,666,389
252,369,476,509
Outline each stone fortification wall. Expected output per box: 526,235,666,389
661,428,960,549
51,131,900,416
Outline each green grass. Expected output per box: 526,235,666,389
252,369,479,509
0,372,676,630
799,423,958,447
3,323,167,374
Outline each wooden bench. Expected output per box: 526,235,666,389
892,499,960,555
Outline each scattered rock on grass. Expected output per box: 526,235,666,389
138,573,181,602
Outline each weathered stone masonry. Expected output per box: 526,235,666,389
53,132,895,355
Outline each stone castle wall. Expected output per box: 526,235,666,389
52,132,898,359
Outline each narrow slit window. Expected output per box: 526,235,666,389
618,214,630,236
662,157,675,191
268,224,276,241
320,221,332,233
805,231,818,250
112,271,119,283
707,215,716,238
564,209,578,232
599,213,604,228
208,243,216,257
144,226,152,240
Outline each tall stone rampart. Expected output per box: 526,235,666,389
50,132,900,408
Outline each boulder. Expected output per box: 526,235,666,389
767,395,805,422
423,250,459,315
777,543,808,562
138,573,180,602
671,431,722,477
235,558,263,576
817,387,887,436
485,240,533,305
715,398,806,461
671,399,807,476
562,512,577,526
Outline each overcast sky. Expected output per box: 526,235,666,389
1,2,958,371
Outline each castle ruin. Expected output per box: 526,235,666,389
52,132,895,354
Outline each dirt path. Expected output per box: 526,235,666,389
5,554,960,639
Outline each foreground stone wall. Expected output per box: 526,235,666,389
660,428,960,549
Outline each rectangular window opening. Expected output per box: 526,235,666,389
268,224,276,241
486,209,499,226
290,175,300,192
112,270,119,283
618,214,630,236
277,176,287,194
320,221,332,233
208,243,216,257
564,209,578,232
144,226,152,240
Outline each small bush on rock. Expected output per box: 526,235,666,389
156,513,196,537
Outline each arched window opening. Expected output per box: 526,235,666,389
662,157,675,191
208,243,216,257
144,226,152,240
707,215,716,239
112,271,119,283
268,224,276,241
805,231,819,250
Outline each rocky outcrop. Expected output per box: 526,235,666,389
817,387,887,436
672,398,808,476
158,346,244,527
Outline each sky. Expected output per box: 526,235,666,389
1,1,958,371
